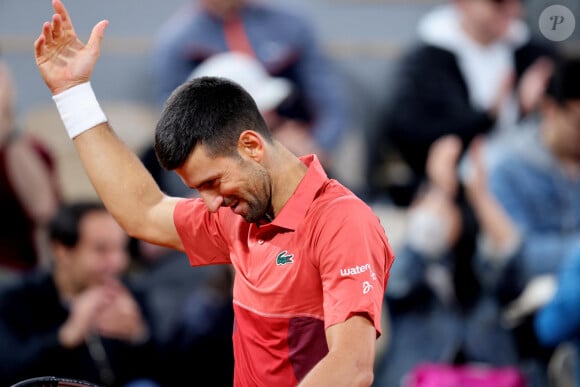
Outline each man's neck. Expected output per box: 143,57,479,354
268,143,308,218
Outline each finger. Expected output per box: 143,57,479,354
532,56,555,71
537,58,555,81
52,0,76,34
468,136,485,167
42,21,53,46
469,135,484,152
501,71,515,93
86,20,109,54
34,33,46,59
52,13,63,40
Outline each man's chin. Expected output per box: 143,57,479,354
242,211,267,224
231,203,264,223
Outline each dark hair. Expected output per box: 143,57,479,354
49,202,106,248
154,76,272,170
546,55,580,105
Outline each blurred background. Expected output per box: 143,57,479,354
1,0,436,115
1,1,580,386
0,0,577,115
0,0,578,201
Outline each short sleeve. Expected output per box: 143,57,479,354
174,198,231,266
314,198,394,335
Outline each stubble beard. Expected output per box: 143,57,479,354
242,167,272,224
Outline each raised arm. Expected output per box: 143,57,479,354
34,0,182,250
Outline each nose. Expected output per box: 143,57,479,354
200,191,224,212
101,246,128,277
110,249,128,275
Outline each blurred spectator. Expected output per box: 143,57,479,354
535,244,580,387
0,58,60,281
473,54,580,386
368,0,555,205
151,0,351,173
484,54,580,302
0,202,160,387
374,135,520,386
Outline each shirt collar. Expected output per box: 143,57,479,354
266,154,328,231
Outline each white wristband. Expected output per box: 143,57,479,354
52,82,107,139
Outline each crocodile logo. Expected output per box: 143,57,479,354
276,250,294,265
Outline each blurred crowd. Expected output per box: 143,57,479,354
1,0,579,386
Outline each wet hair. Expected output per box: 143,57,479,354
49,202,106,248
546,55,580,105
154,76,272,170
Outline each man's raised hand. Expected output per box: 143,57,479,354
34,0,108,95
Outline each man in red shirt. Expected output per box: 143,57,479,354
34,1,394,385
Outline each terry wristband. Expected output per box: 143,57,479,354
52,82,107,139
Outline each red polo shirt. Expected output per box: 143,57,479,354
174,155,394,386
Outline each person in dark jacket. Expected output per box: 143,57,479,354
368,0,555,204
0,202,160,387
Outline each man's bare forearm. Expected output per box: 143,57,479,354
73,122,174,243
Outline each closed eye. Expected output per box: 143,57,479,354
197,178,218,191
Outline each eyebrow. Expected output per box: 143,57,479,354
192,175,220,190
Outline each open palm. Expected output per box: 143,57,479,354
34,0,108,95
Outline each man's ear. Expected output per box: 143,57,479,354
238,130,265,161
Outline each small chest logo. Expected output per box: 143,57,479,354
276,250,294,265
